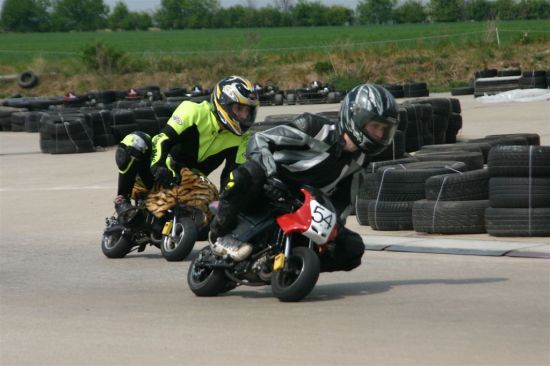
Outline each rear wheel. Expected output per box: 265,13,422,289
271,246,320,302
187,247,231,296
101,229,133,258
161,217,197,262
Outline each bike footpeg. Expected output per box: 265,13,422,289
137,244,146,253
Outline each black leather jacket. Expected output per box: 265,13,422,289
247,113,368,217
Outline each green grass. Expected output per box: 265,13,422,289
1,20,548,67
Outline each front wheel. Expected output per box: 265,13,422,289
271,246,320,302
101,229,133,258
187,247,231,296
161,217,197,262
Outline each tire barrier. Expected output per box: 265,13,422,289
471,69,547,97
0,106,29,131
403,82,429,98
10,111,45,132
39,112,96,154
413,199,490,234
365,161,468,230
486,145,550,237
519,70,548,90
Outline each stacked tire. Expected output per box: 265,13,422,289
485,145,550,237
401,103,432,152
39,112,96,154
406,97,462,144
355,157,417,226
412,168,490,234
10,111,45,132
403,82,429,98
364,161,468,230
519,70,548,90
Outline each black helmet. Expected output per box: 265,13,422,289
211,76,259,135
338,84,398,156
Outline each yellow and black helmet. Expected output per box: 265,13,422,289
211,76,259,135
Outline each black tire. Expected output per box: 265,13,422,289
485,207,550,237
488,145,550,177
286,93,296,105
425,169,489,201
274,93,284,106
355,197,371,226
368,200,414,230
18,71,39,89
489,177,550,208
365,157,417,173
271,246,320,302
101,230,133,258
372,161,467,202
414,150,484,171
161,217,197,262
39,138,95,154
187,247,230,296
264,114,298,123
451,87,474,96
412,199,489,234
422,142,492,163
485,133,540,146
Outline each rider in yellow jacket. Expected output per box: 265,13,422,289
114,76,259,217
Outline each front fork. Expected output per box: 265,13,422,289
275,235,314,271
161,207,179,247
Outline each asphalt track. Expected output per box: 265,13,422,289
1,93,549,365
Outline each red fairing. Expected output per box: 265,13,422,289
276,189,312,234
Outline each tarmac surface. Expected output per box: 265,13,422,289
1,92,549,259
1,92,549,366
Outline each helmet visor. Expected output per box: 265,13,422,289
362,118,397,145
353,111,398,148
230,103,257,131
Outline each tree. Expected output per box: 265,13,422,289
326,6,354,25
356,0,396,24
394,0,426,23
155,0,220,29
1,0,52,32
107,2,152,30
464,0,493,21
272,0,294,13
291,0,330,26
428,0,465,22
493,0,517,19
51,0,109,31
108,1,131,29
256,6,284,27
516,0,550,19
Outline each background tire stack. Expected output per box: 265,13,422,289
519,70,548,90
403,82,429,97
39,111,96,154
366,161,468,231
485,145,550,237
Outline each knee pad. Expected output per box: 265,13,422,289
115,146,133,172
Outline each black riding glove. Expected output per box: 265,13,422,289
151,164,175,186
263,177,286,201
